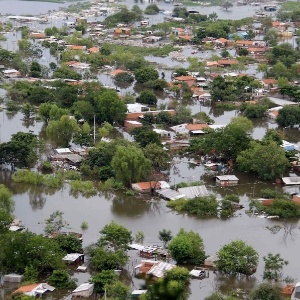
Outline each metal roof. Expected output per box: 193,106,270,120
157,189,184,201
177,185,209,199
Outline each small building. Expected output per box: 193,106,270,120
131,181,170,193
282,177,300,185
3,69,21,78
174,75,196,88
292,194,300,206
132,290,147,299
216,175,239,186
127,103,150,114
63,253,84,264
13,283,55,297
76,265,88,272
134,260,175,278
3,274,23,283
217,59,238,67
72,283,94,298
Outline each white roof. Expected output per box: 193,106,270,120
129,244,145,251
216,175,239,181
73,283,94,293
55,148,72,154
157,188,185,201
177,185,209,199
132,290,147,295
147,261,175,278
126,120,142,125
63,253,84,262
3,69,19,74
282,177,300,185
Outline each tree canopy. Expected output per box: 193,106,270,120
217,240,259,275
168,229,206,264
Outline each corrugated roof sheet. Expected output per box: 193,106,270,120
157,189,184,200
178,185,209,199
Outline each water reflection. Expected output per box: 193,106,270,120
111,193,154,217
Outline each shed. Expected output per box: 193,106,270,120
55,148,72,155
216,175,239,186
63,253,84,264
177,185,209,199
72,283,94,298
3,274,23,283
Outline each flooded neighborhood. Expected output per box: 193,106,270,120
0,0,300,299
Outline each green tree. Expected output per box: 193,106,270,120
137,90,157,105
263,253,288,281
111,145,151,186
44,211,69,235
88,246,128,271
264,29,278,47
156,22,172,38
106,281,130,300
0,184,14,214
90,270,117,293
48,270,77,289
0,209,13,234
99,221,132,251
144,143,170,172
29,61,42,78
132,126,161,148
276,105,300,127
73,122,93,146
222,1,233,10
46,115,80,147
135,231,145,244
251,283,284,300
168,229,206,264
135,66,159,84
144,3,160,15
114,72,134,83
95,90,127,125
0,231,64,274
53,234,82,253
145,267,190,300
158,229,172,247
0,132,40,168
236,141,290,180
217,240,259,275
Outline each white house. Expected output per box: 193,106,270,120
72,283,94,298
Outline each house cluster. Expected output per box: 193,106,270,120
2,231,95,298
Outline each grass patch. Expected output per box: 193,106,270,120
69,180,97,197
280,1,300,11
12,169,63,188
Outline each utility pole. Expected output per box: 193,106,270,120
93,115,96,144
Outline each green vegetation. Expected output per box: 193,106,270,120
263,253,288,281
48,270,77,289
69,180,97,197
251,199,300,218
250,283,285,300
217,240,259,275
237,141,290,180
12,169,63,189
143,267,190,300
167,195,219,217
168,228,206,264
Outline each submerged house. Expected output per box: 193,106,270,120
215,175,239,186
63,253,84,264
72,283,94,298
13,283,55,297
134,260,175,278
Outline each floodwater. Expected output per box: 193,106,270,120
0,1,300,299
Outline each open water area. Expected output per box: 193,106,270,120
0,0,300,299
